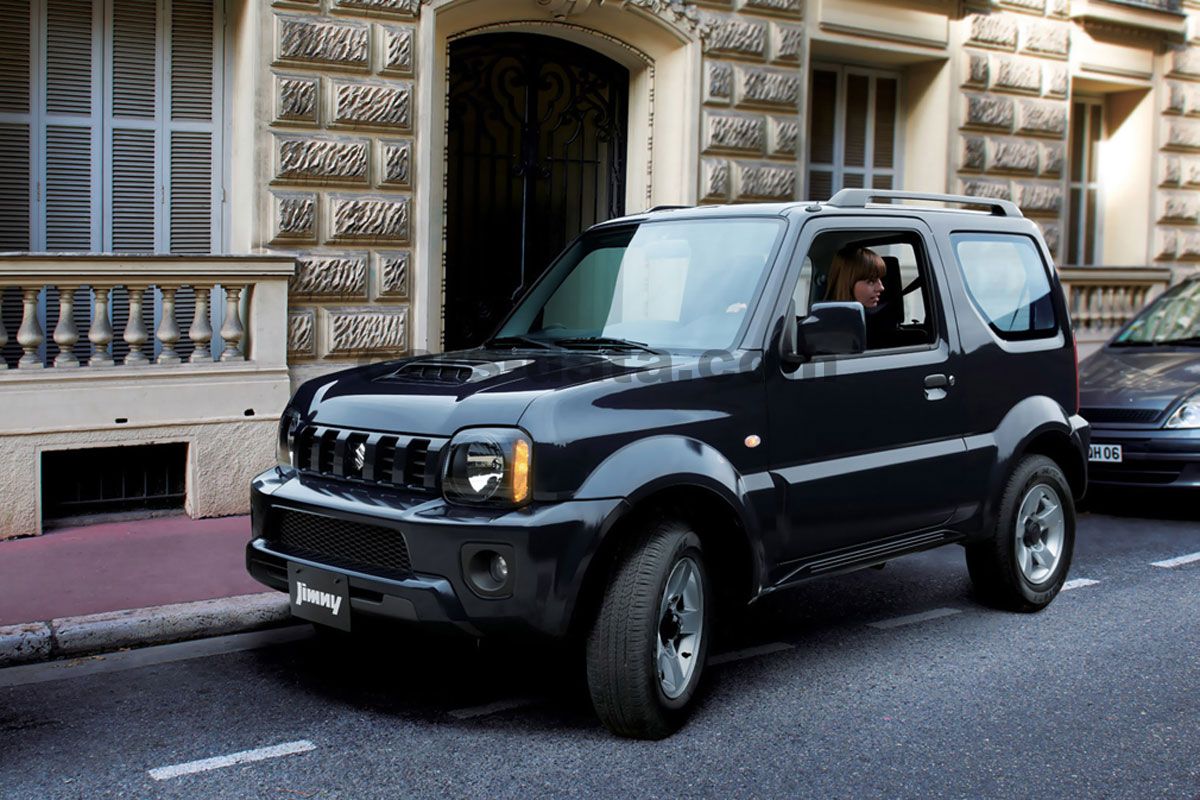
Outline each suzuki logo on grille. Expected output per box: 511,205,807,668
352,442,366,472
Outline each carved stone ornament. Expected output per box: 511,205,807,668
528,0,712,39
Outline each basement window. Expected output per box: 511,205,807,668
42,443,188,523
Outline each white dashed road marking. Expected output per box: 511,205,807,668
868,608,962,630
709,642,794,666
148,740,316,781
1061,578,1100,591
448,696,539,720
1151,552,1200,569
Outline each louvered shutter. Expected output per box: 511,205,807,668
106,0,158,253
0,0,32,251
167,0,216,255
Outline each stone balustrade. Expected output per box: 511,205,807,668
1059,266,1174,355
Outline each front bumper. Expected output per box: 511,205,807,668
1087,426,1200,488
246,467,626,638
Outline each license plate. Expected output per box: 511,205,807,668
288,562,351,632
1089,443,1123,463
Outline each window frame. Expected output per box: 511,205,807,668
1065,95,1103,267
949,231,1061,342
806,62,904,201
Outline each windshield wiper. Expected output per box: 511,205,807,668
483,335,556,350
1156,336,1200,346
553,336,661,354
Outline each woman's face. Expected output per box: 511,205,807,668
853,276,884,308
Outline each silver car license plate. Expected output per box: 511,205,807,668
1088,443,1123,463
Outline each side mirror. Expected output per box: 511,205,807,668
790,302,866,360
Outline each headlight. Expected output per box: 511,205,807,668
277,408,301,467
1164,394,1200,429
442,428,532,507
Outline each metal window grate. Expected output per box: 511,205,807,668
41,442,187,520
269,509,412,577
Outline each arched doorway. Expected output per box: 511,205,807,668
442,32,629,351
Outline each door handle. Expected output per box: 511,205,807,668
924,373,954,401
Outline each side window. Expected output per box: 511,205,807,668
951,234,1058,338
789,229,937,352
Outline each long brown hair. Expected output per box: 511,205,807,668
826,246,885,303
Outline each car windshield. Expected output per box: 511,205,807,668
493,218,784,352
1112,279,1200,346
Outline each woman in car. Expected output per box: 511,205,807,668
826,245,885,308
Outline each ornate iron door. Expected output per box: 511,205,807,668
444,33,629,351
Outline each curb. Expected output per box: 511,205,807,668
0,593,292,667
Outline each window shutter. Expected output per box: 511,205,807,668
111,0,156,119
45,126,93,250
110,128,156,251
107,0,158,252
167,0,216,254
169,131,212,253
0,0,32,250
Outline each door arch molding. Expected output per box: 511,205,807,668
413,0,702,352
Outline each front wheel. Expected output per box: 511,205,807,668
585,517,711,739
966,455,1075,612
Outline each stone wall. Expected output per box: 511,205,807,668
697,0,804,204
956,0,1071,257
264,0,416,363
1158,37,1200,269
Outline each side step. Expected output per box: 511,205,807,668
765,529,963,594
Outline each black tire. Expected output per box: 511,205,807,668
966,455,1075,612
585,517,711,740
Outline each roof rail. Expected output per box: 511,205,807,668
825,189,1022,218
646,204,693,213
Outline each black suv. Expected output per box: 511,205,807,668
247,189,1088,739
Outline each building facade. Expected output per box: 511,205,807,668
0,0,1195,537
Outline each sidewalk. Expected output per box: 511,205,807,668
0,515,293,666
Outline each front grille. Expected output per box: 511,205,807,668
293,425,445,491
1081,407,1163,425
1091,461,1186,485
270,509,412,577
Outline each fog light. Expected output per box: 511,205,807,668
489,554,509,583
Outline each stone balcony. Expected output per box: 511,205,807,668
1059,265,1174,357
0,255,295,539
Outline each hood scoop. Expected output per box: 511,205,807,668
381,359,535,385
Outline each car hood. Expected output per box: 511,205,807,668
291,349,689,436
1079,346,1200,412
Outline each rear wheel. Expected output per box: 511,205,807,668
585,517,711,739
966,455,1075,612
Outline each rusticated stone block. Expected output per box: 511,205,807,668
704,112,766,153
1161,156,1182,186
288,310,315,357
1159,192,1200,222
959,178,1012,200
964,53,989,88
290,254,367,297
964,94,1014,130
379,24,414,75
1165,82,1188,115
329,195,410,242
702,159,731,201
1037,222,1060,258
273,193,317,242
379,139,411,187
276,136,369,184
736,163,796,200
375,251,409,298
1170,47,1200,79
1021,21,1068,57
967,14,1017,50
332,0,418,16
324,307,408,355
332,80,412,130
1049,0,1067,17
735,66,801,109
770,23,803,64
1001,0,1044,11
961,136,987,171
1045,64,1068,98
1165,120,1200,151
768,118,799,157
1040,143,1064,177
1016,99,1066,137
1157,228,1179,260
1015,181,1063,214
1179,231,1200,259
990,139,1040,173
276,16,369,69
702,15,767,59
275,75,318,124
735,0,801,15
993,56,1041,94
705,62,733,105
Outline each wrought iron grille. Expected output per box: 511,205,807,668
443,33,629,351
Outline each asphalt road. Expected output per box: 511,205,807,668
2,499,1198,800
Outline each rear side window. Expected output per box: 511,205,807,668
950,233,1058,338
